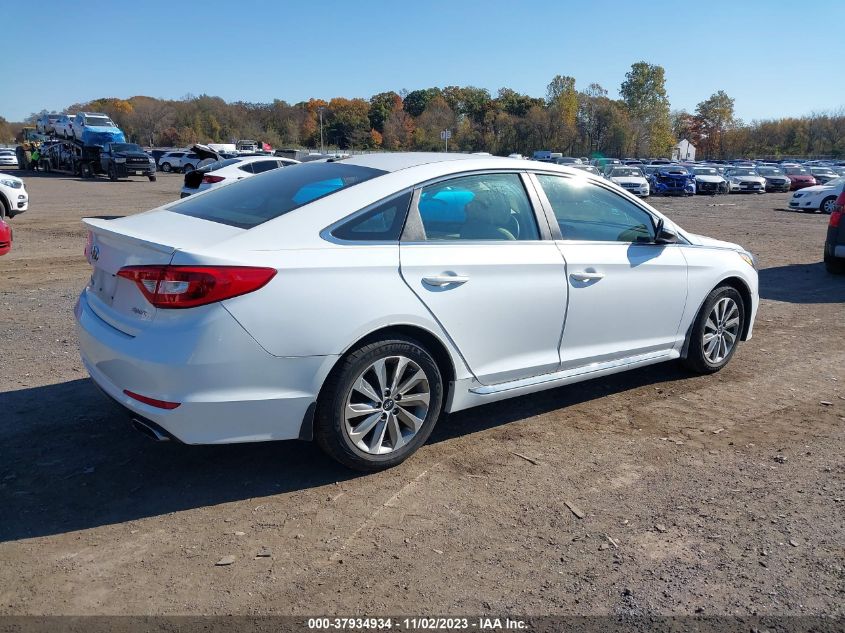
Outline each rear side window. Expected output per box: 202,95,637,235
250,160,281,174
170,162,386,229
331,191,412,241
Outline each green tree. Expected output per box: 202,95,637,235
368,91,401,133
620,62,673,156
403,88,441,118
695,90,735,159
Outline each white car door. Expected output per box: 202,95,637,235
532,173,688,370
399,172,568,385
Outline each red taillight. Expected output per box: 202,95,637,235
202,175,225,184
116,265,276,309
831,209,843,228
123,389,181,410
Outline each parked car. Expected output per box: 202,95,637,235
179,155,299,197
76,154,758,470
783,166,817,190
724,168,766,194
97,143,157,181
0,218,11,256
553,157,581,165
570,164,601,176
53,114,74,139
0,149,18,168
36,113,62,135
689,166,729,194
824,189,845,273
649,166,696,196
0,172,28,218
594,158,621,171
788,177,845,214
809,166,837,185
70,112,120,141
158,150,202,173
605,166,649,197
755,166,792,192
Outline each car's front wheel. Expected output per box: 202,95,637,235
315,336,444,471
820,196,837,214
682,286,745,374
161,162,172,173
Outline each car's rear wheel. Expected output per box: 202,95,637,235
315,336,444,471
820,196,837,214
682,286,745,374
183,164,194,173
108,164,118,181
161,163,172,173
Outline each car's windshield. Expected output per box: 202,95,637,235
84,117,113,126
110,143,142,153
823,177,845,188
784,167,809,175
609,168,642,178
811,167,834,174
756,167,784,176
693,167,718,175
170,162,387,229
730,169,757,176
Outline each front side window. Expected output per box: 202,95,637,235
537,174,656,243
417,173,539,241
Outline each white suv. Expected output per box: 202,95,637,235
157,151,203,173
0,173,29,218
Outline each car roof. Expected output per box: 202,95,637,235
336,152,500,173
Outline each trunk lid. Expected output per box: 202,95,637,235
83,211,244,335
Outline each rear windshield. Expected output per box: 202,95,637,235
169,162,386,229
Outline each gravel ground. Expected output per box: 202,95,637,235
0,170,843,617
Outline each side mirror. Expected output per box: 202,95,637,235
653,218,679,244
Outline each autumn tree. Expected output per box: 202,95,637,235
620,62,673,156
546,75,578,152
695,90,735,159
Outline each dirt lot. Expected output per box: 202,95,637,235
0,170,843,617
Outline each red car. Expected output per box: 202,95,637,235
0,219,11,256
783,166,817,190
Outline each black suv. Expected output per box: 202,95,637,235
99,143,157,181
824,190,845,274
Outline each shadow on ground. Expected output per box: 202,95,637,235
0,362,687,543
759,262,845,303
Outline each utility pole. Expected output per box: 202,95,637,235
318,106,325,155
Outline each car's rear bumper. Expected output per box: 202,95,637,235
75,291,338,444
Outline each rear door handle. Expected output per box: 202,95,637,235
570,271,604,282
422,274,469,287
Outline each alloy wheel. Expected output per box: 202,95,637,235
703,297,740,364
343,355,430,455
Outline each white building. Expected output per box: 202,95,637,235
672,139,696,162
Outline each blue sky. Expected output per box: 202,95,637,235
2,0,844,122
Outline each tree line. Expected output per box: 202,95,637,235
3,61,844,159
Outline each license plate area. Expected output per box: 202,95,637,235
89,267,118,306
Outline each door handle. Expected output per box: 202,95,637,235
570,271,604,282
422,274,469,287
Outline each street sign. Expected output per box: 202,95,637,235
440,129,452,140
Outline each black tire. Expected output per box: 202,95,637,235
820,196,837,214
825,252,845,274
0,196,8,219
183,163,194,173
108,164,118,181
682,286,745,375
161,162,172,173
149,175,157,182
314,335,444,471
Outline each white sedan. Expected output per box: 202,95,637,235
605,166,649,197
788,177,845,213
690,166,728,194
179,155,299,198
76,154,759,470
725,168,767,193
0,149,18,168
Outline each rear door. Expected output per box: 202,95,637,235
532,173,688,369
399,172,567,385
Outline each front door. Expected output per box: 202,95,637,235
532,173,688,370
